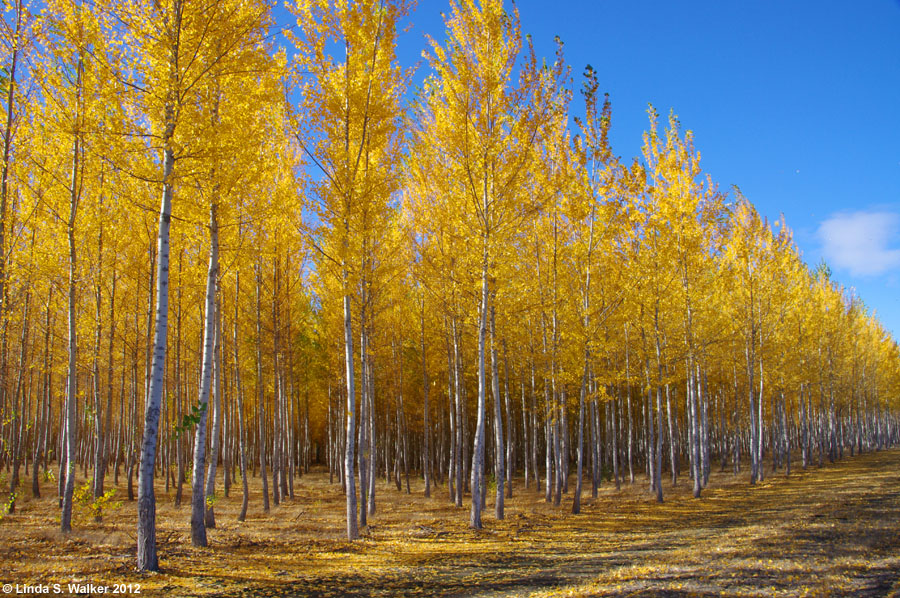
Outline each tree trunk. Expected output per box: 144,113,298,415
32,291,53,499
690,366,701,498
553,388,563,506
503,340,513,500
700,369,710,486
748,341,758,484
367,342,376,513
530,360,540,491
625,329,634,485
101,272,117,499
342,226,359,538
173,251,185,507
234,274,250,522
572,368,586,514
758,355,765,481
446,325,456,504
255,261,270,512
204,283,223,528
421,299,431,497
61,55,84,534
469,242,489,530
544,378,552,503
9,285,30,512
190,203,218,547
0,1,23,451
590,390,599,497
91,203,105,514
489,299,504,519
135,0,184,561
357,305,369,527
611,392,620,490
452,318,463,507
522,367,530,490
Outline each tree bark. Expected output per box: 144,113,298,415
203,279,223,527
421,298,431,497
469,241,488,530
341,208,358,537
234,273,249,522
255,261,270,512
61,54,84,535
190,202,218,547
489,299,504,520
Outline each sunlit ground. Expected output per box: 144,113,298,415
1,449,898,597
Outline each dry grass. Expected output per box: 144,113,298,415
1,450,899,597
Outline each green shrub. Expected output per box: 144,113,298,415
0,492,15,522
74,481,122,521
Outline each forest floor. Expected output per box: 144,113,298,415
1,450,899,597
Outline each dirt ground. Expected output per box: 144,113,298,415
1,450,899,597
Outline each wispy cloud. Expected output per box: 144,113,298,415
818,211,900,277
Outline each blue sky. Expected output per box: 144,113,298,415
500,1,900,336
280,1,900,337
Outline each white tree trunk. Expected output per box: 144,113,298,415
61,55,83,535
204,219,223,528
343,284,359,539
489,300,504,520
421,300,431,498
234,273,250,522
469,243,488,530
136,135,174,572
190,203,218,547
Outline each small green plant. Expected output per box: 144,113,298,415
174,402,208,439
205,493,218,508
0,491,16,523
74,481,122,521
41,469,56,483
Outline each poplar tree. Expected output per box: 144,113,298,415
289,0,408,540
420,0,565,529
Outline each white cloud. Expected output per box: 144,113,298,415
818,211,900,277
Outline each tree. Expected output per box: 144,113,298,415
567,67,620,514
420,0,565,529
643,108,724,498
97,0,274,569
289,0,409,540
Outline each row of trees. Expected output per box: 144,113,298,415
0,0,897,571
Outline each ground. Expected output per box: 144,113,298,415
1,450,899,597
